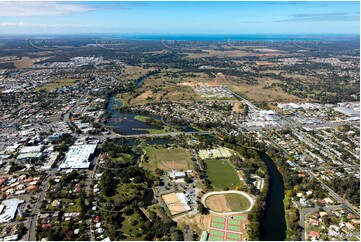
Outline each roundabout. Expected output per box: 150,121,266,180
201,190,254,215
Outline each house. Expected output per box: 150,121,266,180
51,200,60,207
311,212,320,219
309,218,319,226
345,222,355,231
41,224,51,229
347,213,357,219
309,230,320,238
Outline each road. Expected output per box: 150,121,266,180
299,205,344,240
26,167,58,241
258,129,359,216
63,93,88,130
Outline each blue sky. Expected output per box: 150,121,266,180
0,1,359,35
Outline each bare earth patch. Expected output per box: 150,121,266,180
205,195,232,213
14,57,34,68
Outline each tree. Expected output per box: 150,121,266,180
184,176,192,183
198,202,207,214
155,168,164,176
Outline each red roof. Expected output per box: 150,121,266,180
42,224,52,229
310,230,320,238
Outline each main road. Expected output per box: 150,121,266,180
26,166,59,241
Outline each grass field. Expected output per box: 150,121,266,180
205,159,240,190
134,115,151,123
224,193,251,211
143,146,193,172
35,79,83,92
133,115,178,134
205,193,251,213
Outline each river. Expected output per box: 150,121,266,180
260,153,286,241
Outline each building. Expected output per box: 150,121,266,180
16,152,43,162
0,198,24,224
47,133,63,142
59,144,97,170
333,106,360,117
309,230,320,239
168,171,186,180
200,231,208,241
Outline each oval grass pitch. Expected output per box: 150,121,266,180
203,191,254,214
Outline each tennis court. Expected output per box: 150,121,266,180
228,219,241,226
233,215,247,221
208,214,247,241
228,225,242,232
209,229,224,238
211,222,225,229
227,233,242,241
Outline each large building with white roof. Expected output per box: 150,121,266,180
0,198,24,224
59,144,97,170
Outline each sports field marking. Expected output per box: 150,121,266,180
209,229,224,237
228,219,241,226
227,233,242,240
208,235,222,241
211,222,225,229
212,217,226,223
233,215,247,221
227,225,242,232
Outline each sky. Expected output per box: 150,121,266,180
0,1,359,35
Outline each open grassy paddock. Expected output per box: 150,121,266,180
35,78,84,92
205,159,240,190
143,146,193,172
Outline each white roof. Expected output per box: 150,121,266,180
176,193,191,211
19,146,43,154
168,171,186,179
0,198,24,224
59,144,96,169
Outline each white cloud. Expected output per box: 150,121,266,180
0,1,95,17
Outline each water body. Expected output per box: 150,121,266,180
260,153,286,241
106,74,200,135
106,95,162,135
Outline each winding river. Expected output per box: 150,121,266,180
260,153,286,241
